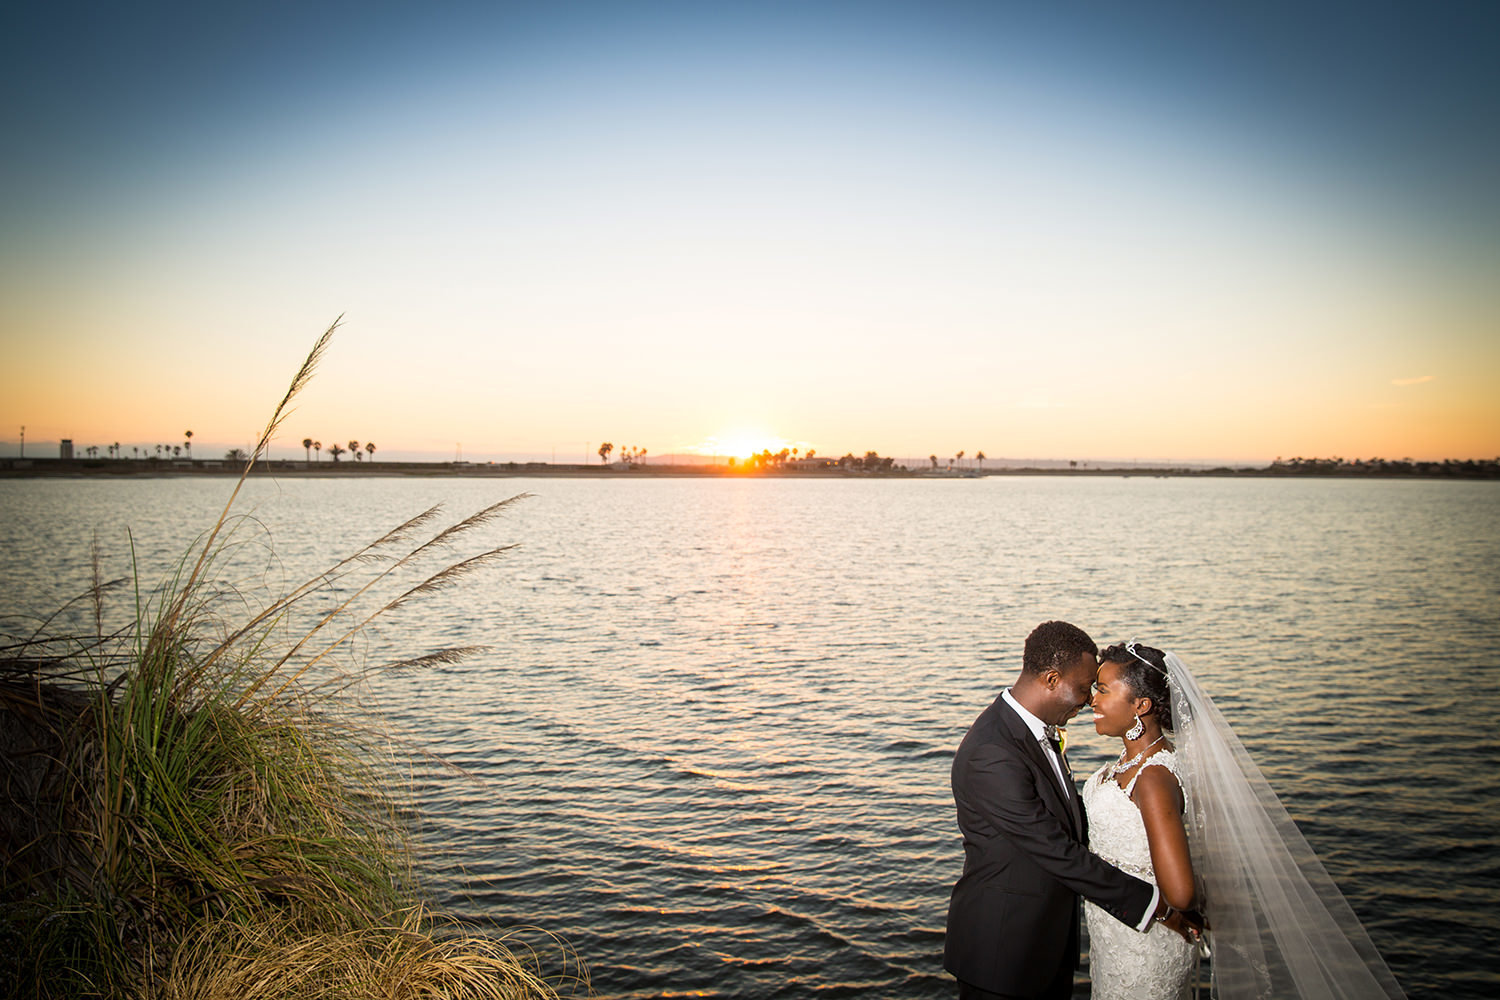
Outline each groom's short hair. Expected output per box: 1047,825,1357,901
1023,621,1098,676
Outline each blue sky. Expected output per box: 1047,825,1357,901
3,1,1497,462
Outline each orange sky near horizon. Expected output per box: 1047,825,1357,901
3,327,1493,465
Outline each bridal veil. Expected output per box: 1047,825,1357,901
1165,651,1406,999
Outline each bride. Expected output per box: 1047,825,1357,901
1082,642,1195,999
1082,641,1407,1000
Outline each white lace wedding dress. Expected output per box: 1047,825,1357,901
1082,750,1196,1000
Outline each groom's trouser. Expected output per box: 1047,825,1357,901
957,959,1074,1000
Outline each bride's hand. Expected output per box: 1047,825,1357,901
1157,905,1208,943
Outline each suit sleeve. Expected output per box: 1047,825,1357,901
963,740,1155,928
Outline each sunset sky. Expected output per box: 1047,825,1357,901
2,1,1497,463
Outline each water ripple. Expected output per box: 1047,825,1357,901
2,475,1496,998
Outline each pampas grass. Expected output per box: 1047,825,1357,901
0,319,585,999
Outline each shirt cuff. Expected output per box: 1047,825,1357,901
1136,884,1160,932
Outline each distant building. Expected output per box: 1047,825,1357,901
60,439,73,460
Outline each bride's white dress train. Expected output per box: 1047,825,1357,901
1082,751,1194,1000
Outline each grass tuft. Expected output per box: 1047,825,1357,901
0,321,584,999
162,907,586,1000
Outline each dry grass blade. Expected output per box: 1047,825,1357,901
254,316,340,465
89,531,105,636
385,545,520,611
237,499,523,710
352,503,448,559
377,647,490,672
307,647,491,701
5,579,130,653
413,496,531,556
261,543,518,707
201,503,447,680
164,317,339,642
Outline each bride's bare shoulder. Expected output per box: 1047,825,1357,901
1130,756,1185,808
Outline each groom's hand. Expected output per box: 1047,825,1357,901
1153,901,1208,943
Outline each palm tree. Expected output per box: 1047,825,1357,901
328,443,345,462
313,440,322,461
365,441,375,462
173,445,182,458
599,442,613,464
184,429,193,458
956,450,965,469
976,450,986,471
930,454,938,470
348,440,360,462
303,438,313,463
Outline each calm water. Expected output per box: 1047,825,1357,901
2,475,1497,999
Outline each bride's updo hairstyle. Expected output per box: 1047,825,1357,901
1100,641,1174,731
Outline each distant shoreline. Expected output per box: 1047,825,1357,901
3,457,1497,480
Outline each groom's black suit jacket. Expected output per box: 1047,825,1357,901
944,694,1155,997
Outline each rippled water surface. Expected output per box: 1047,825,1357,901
2,474,1497,998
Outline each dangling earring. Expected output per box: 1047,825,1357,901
1125,715,1145,740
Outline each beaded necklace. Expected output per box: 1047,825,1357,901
1102,733,1166,780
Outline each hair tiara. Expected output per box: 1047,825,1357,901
1125,639,1170,678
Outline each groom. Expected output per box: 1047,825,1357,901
944,621,1167,999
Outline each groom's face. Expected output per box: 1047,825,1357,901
1050,652,1100,726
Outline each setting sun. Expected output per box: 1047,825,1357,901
688,431,798,461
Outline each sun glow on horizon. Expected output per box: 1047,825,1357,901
685,431,805,460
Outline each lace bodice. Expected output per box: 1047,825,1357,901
1081,749,1184,882
1081,749,1195,1000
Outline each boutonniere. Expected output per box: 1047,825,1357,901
1058,727,1067,754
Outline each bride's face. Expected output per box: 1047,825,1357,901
1090,660,1147,738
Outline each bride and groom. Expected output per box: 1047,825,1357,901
944,621,1406,1000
